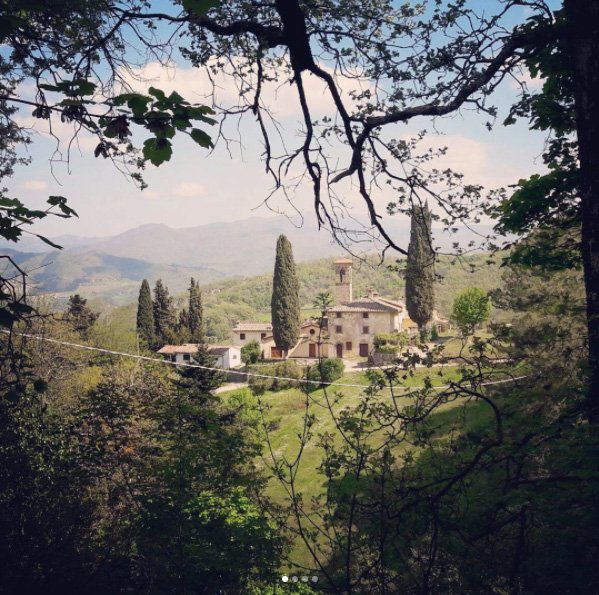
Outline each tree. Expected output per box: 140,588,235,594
136,279,155,348
64,294,99,339
241,340,261,365
188,277,204,343
405,203,435,337
178,1,599,418
153,279,176,347
271,235,300,356
451,287,491,336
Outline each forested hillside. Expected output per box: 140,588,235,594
96,252,504,345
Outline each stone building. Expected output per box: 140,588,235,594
327,259,408,358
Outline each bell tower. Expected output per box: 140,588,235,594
333,258,353,304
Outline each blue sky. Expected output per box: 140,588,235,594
5,0,558,242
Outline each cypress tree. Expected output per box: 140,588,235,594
136,279,155,348
271,234,301,355
177,308,190,343
153,279,176,347
405,203,435,336
188,278,204,343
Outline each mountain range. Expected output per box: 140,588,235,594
1,216,496,305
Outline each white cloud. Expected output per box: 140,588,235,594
172,182,206,198
21,180,48,191
510,66,543,91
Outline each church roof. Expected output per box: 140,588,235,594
328,295,405,313
233,321,273,332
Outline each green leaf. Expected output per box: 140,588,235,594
181,0,220,16
38,83,60,92
190,128,213,148
143,137,173,166
148,87,167,101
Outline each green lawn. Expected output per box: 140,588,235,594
221,363,510,569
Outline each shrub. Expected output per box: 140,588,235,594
304,358,345,390
241,340,261,364
373,332,409,350
248,360,304,394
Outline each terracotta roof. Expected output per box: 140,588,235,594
158,344,239,356
333,258,353,264
157,343,199,355
233,321,273,332
328,296,403,313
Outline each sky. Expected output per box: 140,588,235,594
5,0,555,245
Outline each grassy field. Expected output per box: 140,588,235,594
221,363,505,568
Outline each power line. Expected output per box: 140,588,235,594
2,329,529,392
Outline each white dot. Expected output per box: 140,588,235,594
292,575,299,582
312,575,318,582
281,575,289,583
301,575,308,582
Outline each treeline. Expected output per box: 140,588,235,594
0,312,285,593
98,252,505,347
136,277,205,349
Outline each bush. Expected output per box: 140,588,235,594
248,360,304,394
304,358,345,390
373,332,409,350
241,340,261,364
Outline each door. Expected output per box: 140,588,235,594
336,343,343,358
359,343,369,357
309,343,316,358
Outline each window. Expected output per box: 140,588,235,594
309,328,316,335
261,332,267,339
345,341,352,351
240,333,246,340
336,312,342,318
183,354,191,362
363,326,369,334
335,325,342,333
363,312,369,319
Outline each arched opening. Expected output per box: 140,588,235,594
336,343,343,358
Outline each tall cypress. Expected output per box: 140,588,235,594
271,234,301,355
153,279,176,347
188,278,204,343
136,279,155,348
405,203,435,334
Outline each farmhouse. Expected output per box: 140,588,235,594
157,343,241,369
327,258,409,358
231,258,448,361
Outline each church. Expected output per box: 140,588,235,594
232,258,412,360
326,258,410,358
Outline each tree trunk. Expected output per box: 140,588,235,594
564,0,599,422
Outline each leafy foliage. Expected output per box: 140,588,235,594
64,294,99,339
305,358,344,390
451,287,491,336
241,340,261,365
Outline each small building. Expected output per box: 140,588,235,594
261,319,332,359
157,343,241,369
232,321,273,347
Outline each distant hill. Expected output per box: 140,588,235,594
1,216,498,278
2,248,224,306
